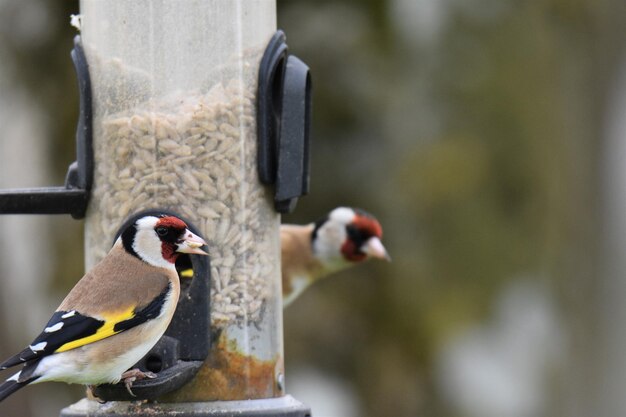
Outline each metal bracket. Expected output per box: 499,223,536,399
93,210,211,401
0,35,93,219
257,30,312,214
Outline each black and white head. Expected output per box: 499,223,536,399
311,207,389,269
119,215,208,269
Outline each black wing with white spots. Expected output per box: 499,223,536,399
0,284,171,370
0,310,104,369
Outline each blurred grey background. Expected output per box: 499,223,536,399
1,0,626,416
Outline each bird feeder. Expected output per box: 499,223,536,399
0,0,311,416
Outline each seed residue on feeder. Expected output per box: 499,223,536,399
86,58,279,327
159,334,283,402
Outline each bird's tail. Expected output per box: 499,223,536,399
0,372,37,402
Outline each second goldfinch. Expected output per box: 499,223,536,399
281,207,389,306
0,214,207,401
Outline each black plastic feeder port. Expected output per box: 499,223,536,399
257,30,312,214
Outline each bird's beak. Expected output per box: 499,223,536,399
176,230,208,255
362,237,391,261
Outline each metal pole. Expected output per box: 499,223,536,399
60,1,310,415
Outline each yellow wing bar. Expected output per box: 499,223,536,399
55,306,135,353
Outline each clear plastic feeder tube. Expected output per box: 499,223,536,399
80,0,283,401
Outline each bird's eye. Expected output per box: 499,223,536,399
346,225,360,240
156,226,168,237
346,225,368,244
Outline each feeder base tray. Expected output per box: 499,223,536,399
59,395,311,417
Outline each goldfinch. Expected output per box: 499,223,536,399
281,207,389,306
0,214,207,401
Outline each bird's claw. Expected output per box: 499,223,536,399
120,369,158,396
124,377,137,396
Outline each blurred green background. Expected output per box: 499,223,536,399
1,0,626,416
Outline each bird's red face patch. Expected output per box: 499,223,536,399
156,216,188,230
341,240,368,262
156,216,188,263
341,214,383,262
352,215,383,239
